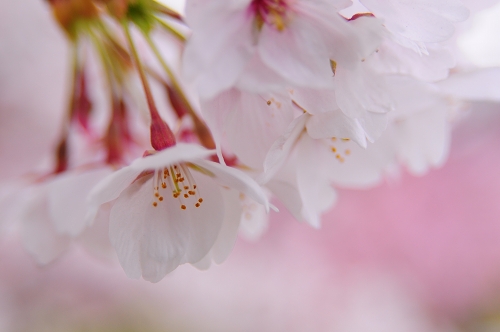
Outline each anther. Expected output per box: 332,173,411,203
345,149,351,155
198,198,203,203
195,203,200,207
267,100,271,105
184,186,189,190
153,202,158,207
184,194,189,198
158,196,163,201
188,190,195,195
181,205,186,210
162,183,167,188
155,192,159,197
331,147,337,153
193,185,197,189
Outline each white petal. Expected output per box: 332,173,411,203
191,254,212,270
295,136,337,228
326,135,395,188
306,111,368,148
202,89,294,170
361,0,468,45
291,87,337,115
437,68,500,102
258,15,332,89
261,114,309,183
394,108,450,175
79,202,115,261
210,188,243,264
130,143,215,170
0,182,26,236
266,136,337,228
386,75,445,117
48,168,113,237
20,188,71,265
296,1,371,65
267,180,305,225
369,41,455,81
191,26,255,99
335,64,393,119
109,176,190,282
183,0,255,98
200,89,238,166
193,160,270,211
236,54,290,93
224,90,294,169
190,187,243,268
238,191,269,241
86,166,143,225
346,16,385,59
358,111,389,143
183,170,225,264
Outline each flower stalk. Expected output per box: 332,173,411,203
144,34,216,150
122,21,176,150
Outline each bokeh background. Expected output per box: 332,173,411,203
1,0,500,331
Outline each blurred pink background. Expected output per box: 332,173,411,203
1,0,500,331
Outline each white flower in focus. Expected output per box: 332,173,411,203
183,0,367,98
87,143,269,282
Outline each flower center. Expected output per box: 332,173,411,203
252,0,290,32
151,163,204,210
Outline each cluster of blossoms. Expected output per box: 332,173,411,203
1,0,499,283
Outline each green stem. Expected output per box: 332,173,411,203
154,16,186,42
151,1,184,21
87,28,116,96
122,21,159,118
143,33,191,114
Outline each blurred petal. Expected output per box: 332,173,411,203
21,188,71,265
48,168,112,237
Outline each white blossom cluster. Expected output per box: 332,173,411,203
1,0,499,283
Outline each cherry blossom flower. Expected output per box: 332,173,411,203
87,143,269,282
200,85,389,228
183,0,372,98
